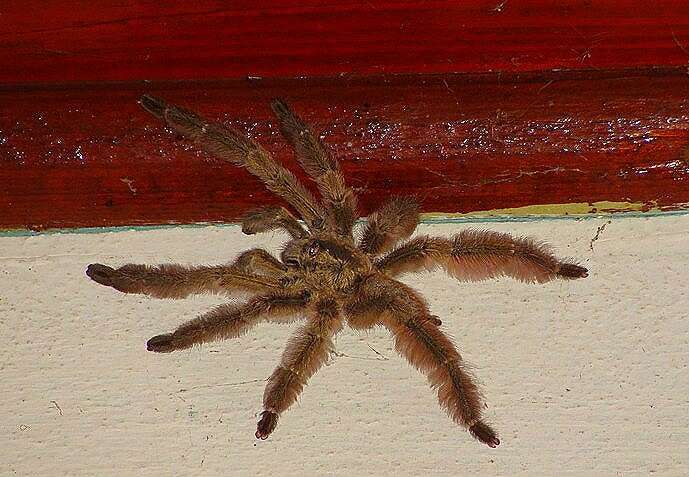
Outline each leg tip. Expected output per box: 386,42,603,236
255,411,278,440
139,95,166,118
470,421,500,448
558,263,588,279
270,98,290,116
86,263,115,286
147,334,176,353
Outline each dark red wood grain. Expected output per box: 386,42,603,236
2,69,689,230
2,1,689,84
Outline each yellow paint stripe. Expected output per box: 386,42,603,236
422,200,678,219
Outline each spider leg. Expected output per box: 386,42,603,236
140,95,327,231
147,291,310,352
359,196,420,255
270,99,357,238
376,229,588,283
86,258,283,299
256,298,342,439
234,249,288,276
241,206,308,239
347,275,499,447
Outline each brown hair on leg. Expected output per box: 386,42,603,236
241,206,308,239
87,262,281,298
257,298,342,439
140,95,328,231
352,275,499,446
270,99,358,237
147,291,310,353
383,308,499,446
359,196,420,256
233,249,288,277
376,230,588,283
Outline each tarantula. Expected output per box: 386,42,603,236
86,95,588,447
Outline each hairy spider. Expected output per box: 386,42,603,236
86,96,588,447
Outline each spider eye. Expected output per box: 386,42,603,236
308,243,320,257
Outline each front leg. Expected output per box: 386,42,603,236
241,206,308,239
234,249,288,276
86,260,282,299
359,196,419,256
256,298,343,439
270,99,358,238
348,275,499,447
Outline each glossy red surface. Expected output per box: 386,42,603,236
2,1,689,84
2,69,689,230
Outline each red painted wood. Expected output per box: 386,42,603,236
2,1,689,84
2,69,689,230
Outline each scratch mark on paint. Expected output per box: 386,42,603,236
590,220,612,251
491,1,507,13
365,344,390,360
50,400,63,415
441,78,459,105
671,30,689,57
538,80,554,94
331,348,389,362
177,378,265,394
120,178,137,194
487,167,584,185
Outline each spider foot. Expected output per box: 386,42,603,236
469,421,500,448
86,263,135,292
139,95,166,119
557,263,588,279
255,411,278,440
86,263,117,287
429,315,442,326
147,333,176,353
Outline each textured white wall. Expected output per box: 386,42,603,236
2,215,688,476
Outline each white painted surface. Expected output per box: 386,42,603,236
1,216,688,476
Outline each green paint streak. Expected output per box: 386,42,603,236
2,202,688,237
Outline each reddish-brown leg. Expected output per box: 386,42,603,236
146,292,310,352
359,196,420,255
140,95,328,231
350,274,499,447
241,206,308,239
256,298,342,439
86,255,284,299
271,99,357,238
377,229,588,283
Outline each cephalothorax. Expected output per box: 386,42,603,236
86,96,587,446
